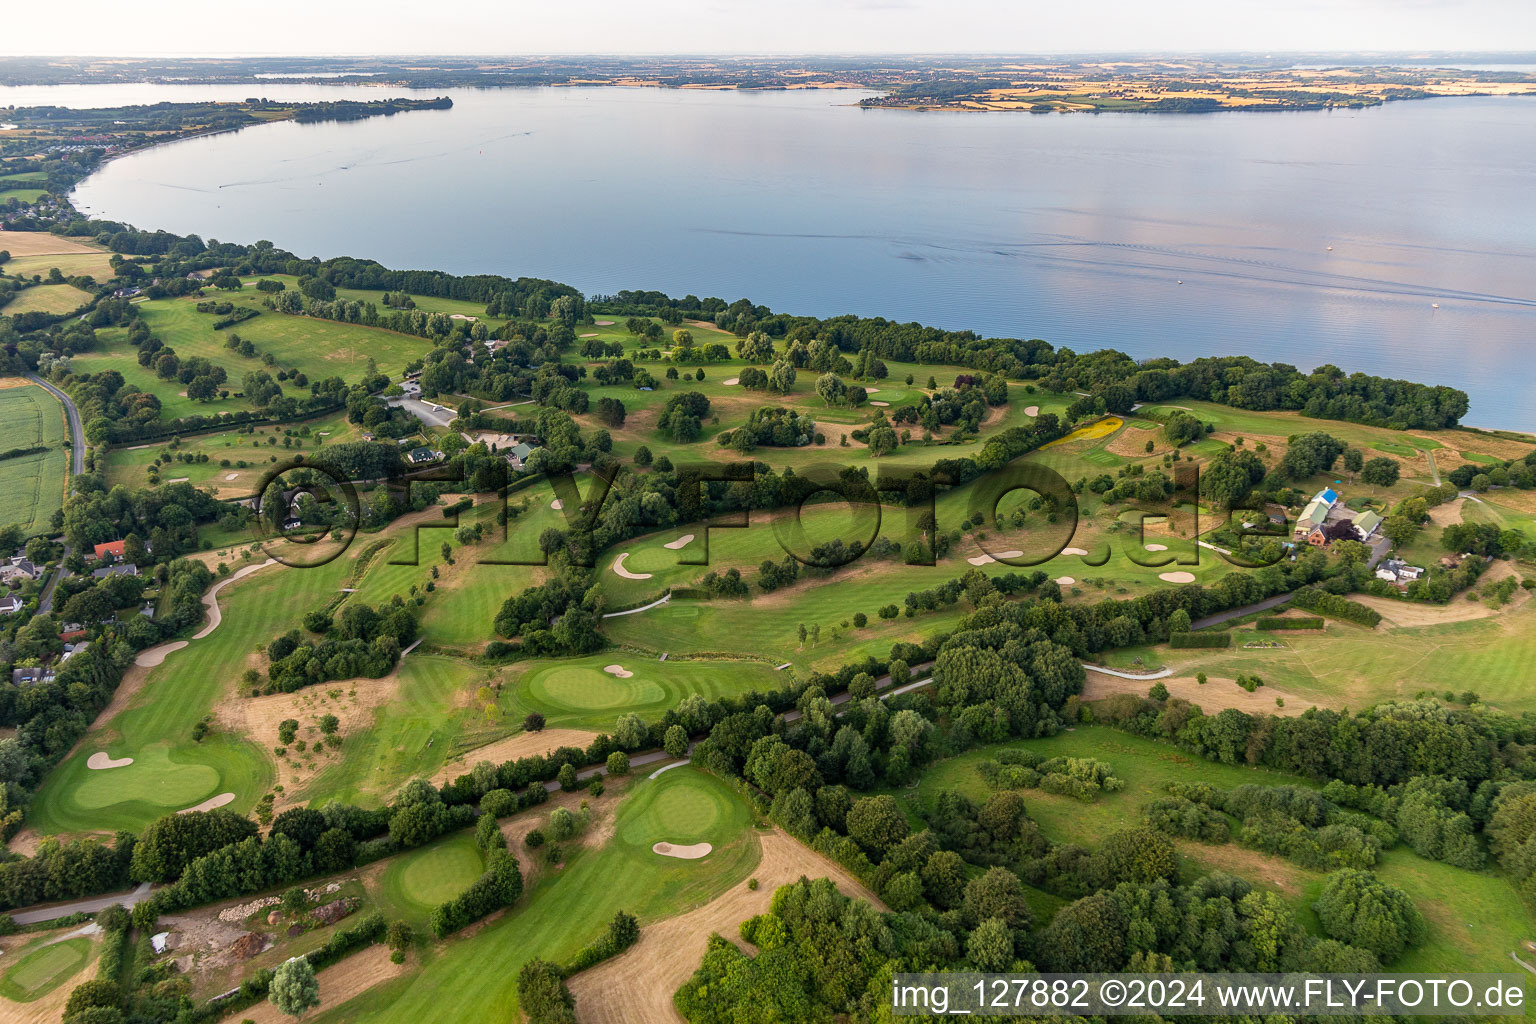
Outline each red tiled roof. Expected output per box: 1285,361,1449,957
93,540,127,560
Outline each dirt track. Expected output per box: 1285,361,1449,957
235,944,407,1024
1082,667,1307,714
568,829,884,1024
430,728,599,786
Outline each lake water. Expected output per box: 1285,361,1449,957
15,83,1536,429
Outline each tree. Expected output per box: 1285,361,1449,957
318,714,339,736
1167,608,1191,633
736,331,775,363
1099,827,1179,884
523,712,546,732
1198,449,1267,508
606,750,630,775
1279,432,1347,480
1313,869,1425,963
1343,448,1364,474
269,957,321,1019
845,794,909,859
963,866,1033,929
1360,457,1401,487
664,724,689,758
768,358,797,394
816,373,847,406
968,916,1015,972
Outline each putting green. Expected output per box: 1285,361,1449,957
618,767,741,848
383,834,486,913
530,666,667,711
70,742,220,811
0,937,93,1002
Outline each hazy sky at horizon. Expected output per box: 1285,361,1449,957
6,0,1536,58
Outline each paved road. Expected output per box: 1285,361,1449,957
28,374,84,477
27,373,85,613
1081,664,1174,681
11,882,154,925
386,395,457,429
1190,592,1292,631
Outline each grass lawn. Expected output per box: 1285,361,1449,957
508,654,788,731
329,767,758,1024
306,654,514,809
100,412,359,496
1151,599,1536,713
71,334,263,423
123,291,432,394
377,832,486,925
902,727,1536,980
0,283,93,315
27,557,354,835
0,936,94,1002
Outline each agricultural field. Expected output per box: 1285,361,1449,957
0,381,68,536
0,283,93,315
4,251,118,282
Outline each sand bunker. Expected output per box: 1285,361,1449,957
1062,546,1089,556
180,792,235,814
165,477,189,483
550,499,563,510
224,473,238,481
967,549,1024,566
653,841,712,860
579,332,598,338
135,640,187,667
722,377,740,386
1024,405,1040,416
612,553,652,580
87,752,133,770
1145,543,1168,551
594,319,615,326
869,400,890,407
663,534,696,550
603,664,634,678
1055,577,1076,585
1159,571,1197,584
864,387,880,394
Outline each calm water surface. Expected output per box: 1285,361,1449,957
16,84,1535,428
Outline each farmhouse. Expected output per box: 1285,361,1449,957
505,440,542,470
408,447,445,466
1294,499,1329,541
10,664,52,686
1353,509,1383,541
0,594,24,615
93,539,127,562
1,555,39,585
1375,558,1425,586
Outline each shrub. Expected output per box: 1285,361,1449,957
1169,632,1230,649
518,958,576,1024
1256,616,1325,630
